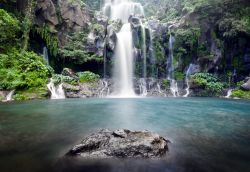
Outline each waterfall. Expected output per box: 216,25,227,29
149,28,156,78
4,90,15,102
113,23,136,97
139,78,147,96
43,47,49,65
225,89,233,98
103,0,144,97
102,0,144,23
99,79,110,97
167,27,179,97
47,79,65,99
141,23,147,79
183,64,199,97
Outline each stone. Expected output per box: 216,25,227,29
61,68,79,80
241,79,250,90
66,129,169,159
35,0,59,27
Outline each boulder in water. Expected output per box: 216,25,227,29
66,129,169,159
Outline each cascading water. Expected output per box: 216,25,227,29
183,64,199,97
139,78,147,96
47,79,65,99
102,0,144,97
113,23,136,97
225,89,233,98
99,79,110,97
43,47,49,65
167,27,179,97
103,0,144,23
3,90,15,102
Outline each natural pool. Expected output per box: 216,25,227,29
0,98,250,172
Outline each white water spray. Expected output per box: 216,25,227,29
47,79,65,99
103,0,144,23
225,89,233,98
113,23,136,97
4,90,15,102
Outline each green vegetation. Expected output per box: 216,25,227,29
161,79,170,89
52,74,78,85
191,73,225,95
77,71,100,83
0,49,50,90
0,9,20,51
231,90,250,99
35,25,59,56
59,31,102,64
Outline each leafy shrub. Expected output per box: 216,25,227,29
0,9,20,50
231,90,250,99
77,71,100,83
191,73,224,94
14,94,28,101
0,49,49,90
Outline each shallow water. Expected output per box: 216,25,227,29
0,98,250,172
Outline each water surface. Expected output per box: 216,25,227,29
0,98,250,172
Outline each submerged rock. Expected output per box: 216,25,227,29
66,129,169,159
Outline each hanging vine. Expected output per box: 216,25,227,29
35,24,59,57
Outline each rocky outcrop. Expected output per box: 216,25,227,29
58,0,90,31
62,68,79,80
241,78,250,90
35,0,91,45
66,129,169,159
35,0,59,28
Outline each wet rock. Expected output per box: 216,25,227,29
66,129,169,159
241,79,250,90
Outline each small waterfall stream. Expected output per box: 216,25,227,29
225,89,233,98
4,90,15,102
47,79,65,99
167,27,179,97
43,47,49,65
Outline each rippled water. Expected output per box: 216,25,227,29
0,98,250,172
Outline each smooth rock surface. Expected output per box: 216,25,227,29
66,129,169,158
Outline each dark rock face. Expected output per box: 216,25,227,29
66,129,169,158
